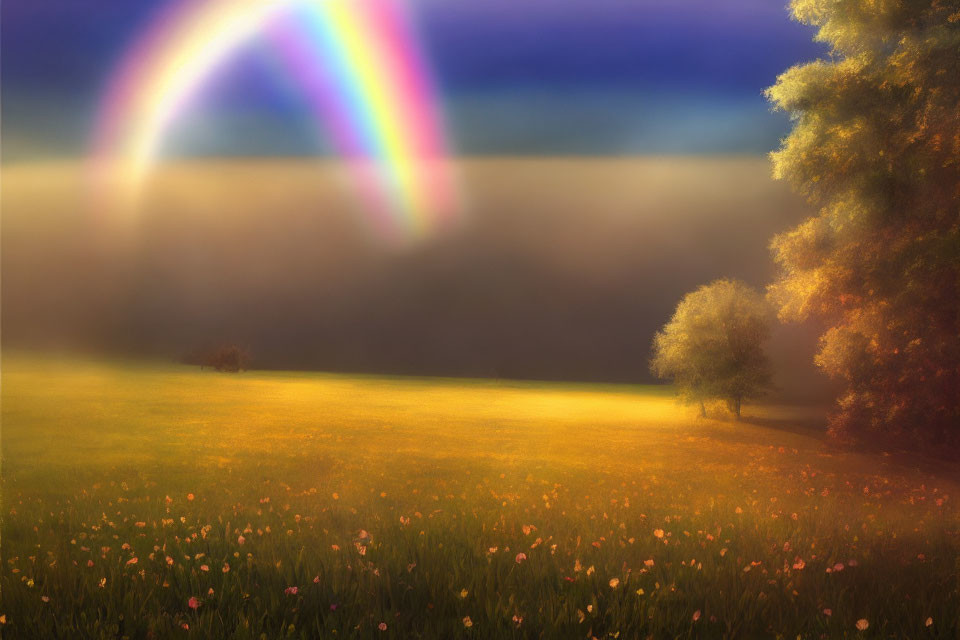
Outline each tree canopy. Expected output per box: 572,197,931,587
651,279,773,418
766,0,960,450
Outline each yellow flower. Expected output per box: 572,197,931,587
608,578,620,589
856,619,869,631
460,589,468,598
462,616,473,628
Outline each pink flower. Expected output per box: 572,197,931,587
284,586,298,595
313,575,320,583
515,553,527,564
823,609,832,617
378,622,387,631
856,619,869,631
692,610,701,622
237,535,245,545
188,597,200,610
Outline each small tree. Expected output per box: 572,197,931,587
208,345,251,372
182,345,251,372
651,279,773,418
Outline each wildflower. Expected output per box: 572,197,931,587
166,556,174,566
237,536,245,545
653,529,664,538
462,616,473,628
41,596,50,603
636,588,644,595
460,589,469,598
188,597,200,609
515,552,527,564
487,547,498,554
925,617,933,627
512,614,523,626
833,562,845,572
99,578,106,588
200,564,209,572
207,587,214,595
87,560,94,567
692,610,701,622
313,575,320,583
823,609,832,617
187,493,195,501
284,586,298,595
0,615,6,624
222,563,230,573
378,622,387,631
126,557,138,566
609,578,620,589
331,545,340,551
586,566,595,575
182,624,189,630
856,619,869,631
735,507,743,514
644,559,655,567
330,604,338,611
574,559,583,573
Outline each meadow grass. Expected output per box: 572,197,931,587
1,353,958,638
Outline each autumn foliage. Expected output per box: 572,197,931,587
766,0,960,451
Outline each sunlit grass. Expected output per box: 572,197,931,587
1,353,958,638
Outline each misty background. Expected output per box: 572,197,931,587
2,157,830,396
2,0,833,396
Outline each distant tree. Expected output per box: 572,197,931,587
182,344,251,372
765,0,960,450
651,280,773,418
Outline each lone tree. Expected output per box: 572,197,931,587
182,344,251,372
766,0,960,450
651,280,773,418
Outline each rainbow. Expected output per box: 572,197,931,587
90,0,458,241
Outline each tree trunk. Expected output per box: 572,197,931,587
735,397,741,419
699,400,706,418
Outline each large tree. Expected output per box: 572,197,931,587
651,279,773,418
766,0,960,450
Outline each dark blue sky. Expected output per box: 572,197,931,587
2,0,824,159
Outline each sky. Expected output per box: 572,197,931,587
2,0,825,160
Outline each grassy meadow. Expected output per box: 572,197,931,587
1,353,958,638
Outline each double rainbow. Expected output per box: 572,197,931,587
91,0,458,241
